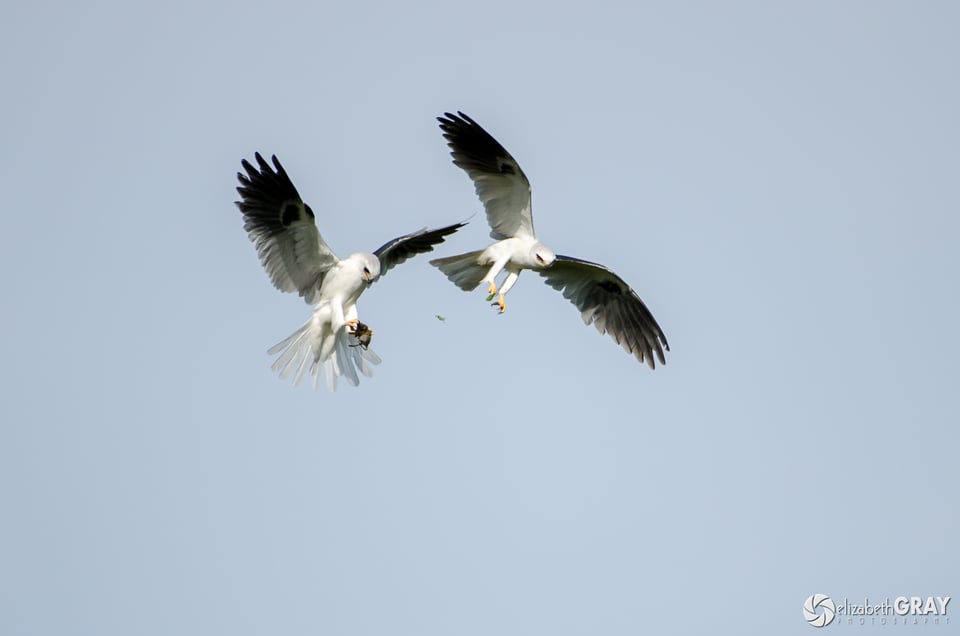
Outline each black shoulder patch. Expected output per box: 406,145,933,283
597,280,622,294
499,162,516,175
281,202,300,227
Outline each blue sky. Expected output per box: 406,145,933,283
2,1,957,634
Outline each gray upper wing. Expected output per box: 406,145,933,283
539,255,669,368
372,221,467,280
235,153,338,303
438,112,535,240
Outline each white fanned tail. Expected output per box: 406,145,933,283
429,250,488,291
267,304,381,391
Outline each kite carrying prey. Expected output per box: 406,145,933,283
430,112,670,368
236,153,465,390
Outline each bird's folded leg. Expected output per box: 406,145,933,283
485,280,497,301
481,254,510,301
490,271,517,314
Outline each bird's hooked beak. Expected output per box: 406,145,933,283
535,252,556,268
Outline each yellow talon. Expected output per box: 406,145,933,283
345,319,360,333
492,294,506,314
487,281,497,296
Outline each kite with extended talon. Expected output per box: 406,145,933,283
235,152,464,389
430,112,669,368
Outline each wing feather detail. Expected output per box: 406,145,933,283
372,221,467,280
437,112,535,240
539,255,670,368
235,153,338,303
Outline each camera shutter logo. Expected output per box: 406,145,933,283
804,593,837,627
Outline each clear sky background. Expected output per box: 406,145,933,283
2,1,957,634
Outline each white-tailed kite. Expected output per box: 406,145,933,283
430,112,669,368
236,153,465,390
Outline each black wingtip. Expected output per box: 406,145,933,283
438,111,477,131
235,151,305,218
257,152,273,174
439,111,473,121
240,152,286,179
441,220,469,236
239,152,294,184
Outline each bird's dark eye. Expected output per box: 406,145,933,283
536,254,544,264
363,267,370,275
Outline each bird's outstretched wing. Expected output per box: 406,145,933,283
538,256,670,368
372,222,467,281
438,112,535,240
235,153,338,303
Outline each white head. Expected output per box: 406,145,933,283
530,241,556,268
350,252,381,283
